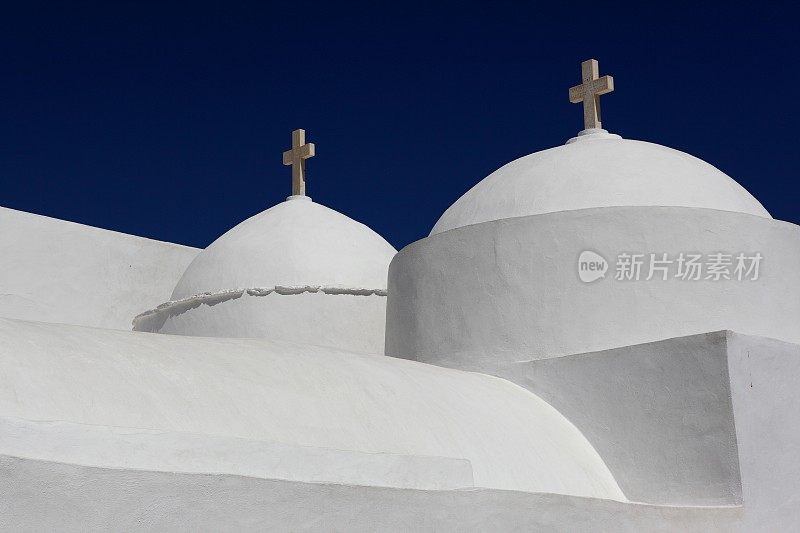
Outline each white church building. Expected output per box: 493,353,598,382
1,60,799,531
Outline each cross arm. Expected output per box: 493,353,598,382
569,84,586,103
592,75,614,95
298,143,315,159
282,143,315,166
568,75,614,103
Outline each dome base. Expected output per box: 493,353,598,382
566,128,622,144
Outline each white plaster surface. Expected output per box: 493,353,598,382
137,290,388,354
387,207,800,363
5,332,797,530
0,206,198,329
382,328,800,530
431,135,770,235
726,333,800,530
0,456,741,532
0,416,473,490
465,332,743,506
0,316,625,499
171,197,397,300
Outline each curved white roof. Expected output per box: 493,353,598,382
431,130,771,235
172,196,396,300
0,316,625,500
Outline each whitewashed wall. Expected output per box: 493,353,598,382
387,207,800,363
0,206,198,329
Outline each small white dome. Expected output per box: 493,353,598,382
135,196,397,353
431,130,771,235
172,196,397,300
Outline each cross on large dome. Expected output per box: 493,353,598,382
430,61,770,236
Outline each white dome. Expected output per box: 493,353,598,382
431,130,771,235
135,196,397,352
172,196,397,300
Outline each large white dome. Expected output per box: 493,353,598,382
431,130,771,235
172,196,396,300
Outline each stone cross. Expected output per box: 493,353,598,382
569,59,614,130
282,129,315,196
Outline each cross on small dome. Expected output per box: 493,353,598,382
282,129,315,196
568,59,614,130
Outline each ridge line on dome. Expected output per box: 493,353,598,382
431,204,775,237
132,285,388,331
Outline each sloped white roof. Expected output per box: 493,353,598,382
0,206,198,330
0,316,625,500
431,130,771,235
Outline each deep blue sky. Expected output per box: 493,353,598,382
1,2,798,249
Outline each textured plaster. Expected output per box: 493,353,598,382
0,316,624,499
0,206,198,329
134,286,389,353
387,206,800,362
726,333,800,529
431,136,770,235
0,456,741,532
4,332,798,530
461,332,743,506
387,328,800,531
172,198,396,300
1,416,473,490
